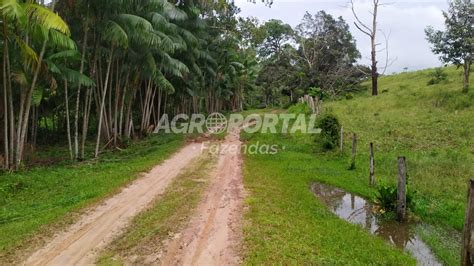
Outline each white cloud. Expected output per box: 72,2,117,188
235,0,447,73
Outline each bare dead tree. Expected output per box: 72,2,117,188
350,0,391,96
378,30,397,75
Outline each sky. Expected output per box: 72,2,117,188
234,0,449,73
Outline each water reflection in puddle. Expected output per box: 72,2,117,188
310,182,441,266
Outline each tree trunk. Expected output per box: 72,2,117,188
14,0,58,168
463,59,470,93
74,22,89,160
7,35,14,167
94,46,114,158
156,87,162,124
2,17,9,169
64,80,73,160
31,106,38,148
81,39,100,158
118,72,129,137
15,35,48,169
371,0,378,96
81,86,92,159
113,61,120,145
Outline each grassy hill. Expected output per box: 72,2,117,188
331,66,473,229
242,66,473,265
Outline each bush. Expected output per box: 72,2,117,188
288,103,312,115
315,114,341,151
427,67,448,85
374,182,415,214
282,101,293,109
308,87,330,100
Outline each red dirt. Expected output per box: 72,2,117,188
24,143,203,266
158,127,245,265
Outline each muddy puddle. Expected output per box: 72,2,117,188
310,182,441,266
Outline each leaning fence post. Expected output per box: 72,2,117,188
350,133,357,169
397,156,407,221
340,127,344,152
461,179,474,266
369,143,375,186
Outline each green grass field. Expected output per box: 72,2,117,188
242,67,473,265
0,134,184,263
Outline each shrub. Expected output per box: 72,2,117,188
374,182,415,214
282,101,293,109
315,114,341,151
308,87,330,100
288,103,312,115
427,67,448,85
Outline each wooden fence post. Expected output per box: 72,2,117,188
369,143,375,186
350,133,357,169
340,127,344,152
461,179,474,266
397,156,407,221
310,96,316,113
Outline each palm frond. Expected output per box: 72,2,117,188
47,49,81,60
162,1,187,21
15,36,38,70
156,31,175,52
102,20,128,48
117,13,153,32
153,72,175,93
148,11,167,29
32,86,43,106
179,28,198,45
49,30,77,50
0,0,23,20
25,3,70,35
45,60,61,74
60,68,95,87
161,53,189,78
230,61,245,69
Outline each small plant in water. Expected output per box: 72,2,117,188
374,181,416,217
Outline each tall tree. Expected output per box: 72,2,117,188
0,0,263,170
350,0,387,96
295,11,360,94
426,0,473,93
257,19,293,58
1,0,71,169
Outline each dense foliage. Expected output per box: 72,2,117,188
315,113,341,151
0,0,372,170
0,0,261,169
425,0,473,92
241,11,368,107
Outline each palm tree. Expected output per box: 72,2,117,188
1,0,71,169
0,0,258,169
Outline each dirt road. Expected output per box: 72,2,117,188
159,128,245,265
25,124,245,266
24,143,203,266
